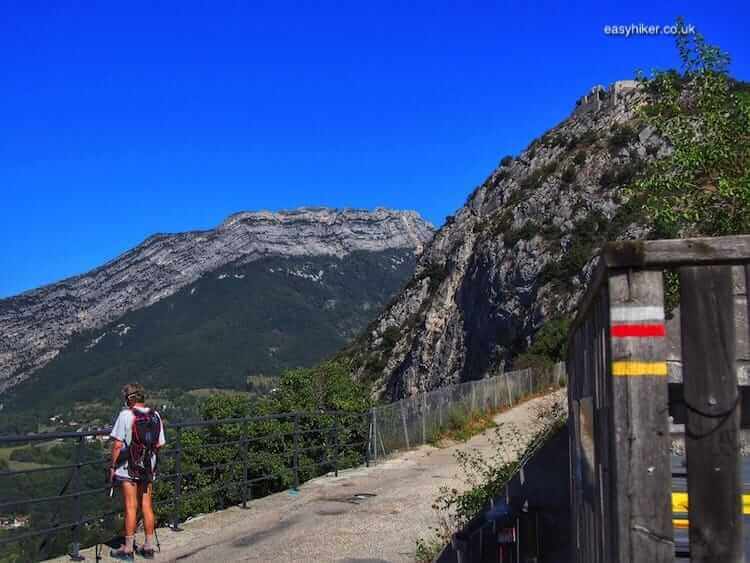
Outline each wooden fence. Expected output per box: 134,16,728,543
567,235,750,563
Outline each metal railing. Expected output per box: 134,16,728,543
0,410,369,562
0,364,564,562
370,364,565,458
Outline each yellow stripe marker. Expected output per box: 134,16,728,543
673,518,689,529
612,361,668,377
671,492,750,528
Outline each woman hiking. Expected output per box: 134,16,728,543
109,383,165,560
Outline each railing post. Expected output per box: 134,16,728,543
293,413,300,490
494,377,498,410
680,265,742,562
172,426,183,531
506,373,513,406
332,415,339,478
607,268,672,563
366,411,374,467
240,434,249,509
69,435,84,561
421,393,427,445
399,401,410,449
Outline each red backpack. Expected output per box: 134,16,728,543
127,409,161,481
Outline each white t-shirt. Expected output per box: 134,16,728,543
110,406,166,480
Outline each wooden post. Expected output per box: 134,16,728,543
680,265,742,563
607,269,673,563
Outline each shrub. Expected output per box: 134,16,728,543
500,155,514,167
578,130,598,147
526,318,570,361
381,326,401,351
540,221,563,240
489,210,514,238
573,151,587,165
425,262,449,291
631,23,750,237
513,352,555,373
608,123,637,153
503,222,538,248
561,166,576,183
520,161,557,191
599,170,616,188
600,163,641,189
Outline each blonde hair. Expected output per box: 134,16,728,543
121,383,145,405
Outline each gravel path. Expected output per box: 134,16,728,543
48,390,566,563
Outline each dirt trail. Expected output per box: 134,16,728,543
48,390,565,563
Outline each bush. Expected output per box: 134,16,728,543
513,352,555,373
381,326,401,351
527,318,570,361
540,221,563,240
600,162,640,189
519,161,557,191
608,123,637,153
424,262,449,291
153,360,371,522
503,222,538,248
561,166,576,183
500,155,514,167
488,210,514,238
631,24,750,237
573,151,587,165
578,130,598,147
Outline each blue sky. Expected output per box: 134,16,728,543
1,1,747,297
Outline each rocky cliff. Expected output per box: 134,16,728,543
350,81,668,399
0,208,434,394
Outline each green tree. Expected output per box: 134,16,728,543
152,359,370,524
632,19,750,237
514,318,570,372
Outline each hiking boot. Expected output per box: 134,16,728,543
137,546,156,559
109,547,134,560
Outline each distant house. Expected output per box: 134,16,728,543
0,514,30,530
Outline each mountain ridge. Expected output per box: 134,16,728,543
0,207,434,394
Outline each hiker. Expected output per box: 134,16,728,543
109,383,165,560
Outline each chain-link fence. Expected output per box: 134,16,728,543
368,363,565,459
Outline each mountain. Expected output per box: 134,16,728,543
348,81,668,399
0,208,434,399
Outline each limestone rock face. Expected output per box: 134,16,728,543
0,208,434,393
352,82,665,399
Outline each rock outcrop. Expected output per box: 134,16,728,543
0,208,434,393
350,81,667,399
